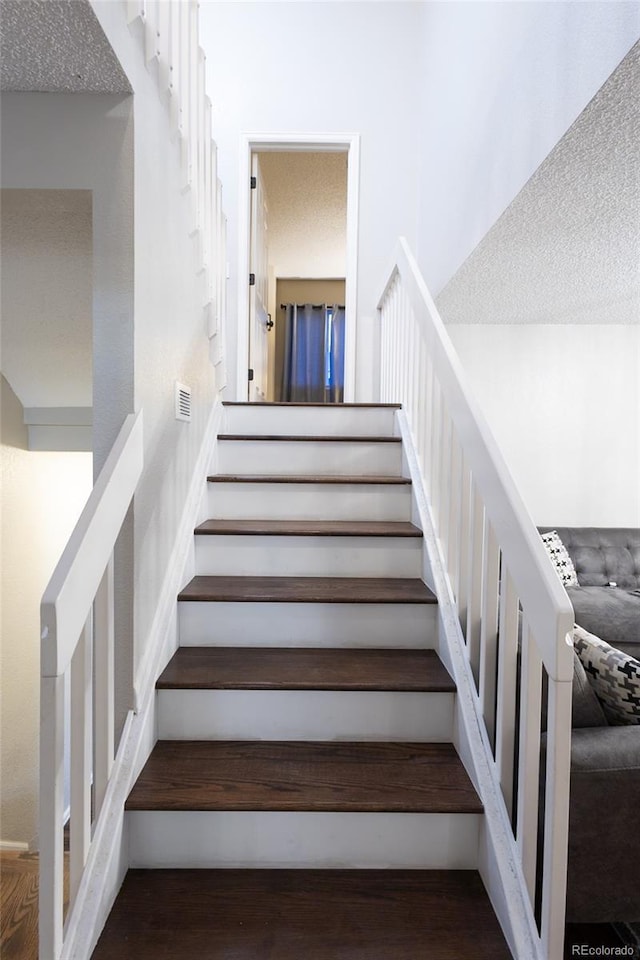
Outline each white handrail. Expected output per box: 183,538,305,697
40,411,143,960
41,412,143,678
378,238,574,960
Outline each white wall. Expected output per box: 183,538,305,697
1,189,93,409
2,4,221,763
1,90,136,733
200,0,424,399
0,92,135,472
201,1,638,398
416,2,640,295
448,325,640,527
90,1,219,690
1,376,92,845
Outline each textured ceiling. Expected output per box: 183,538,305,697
437,41,640,326
0,0,131,92
258,152,347,278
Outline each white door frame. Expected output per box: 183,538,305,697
237,132,360,402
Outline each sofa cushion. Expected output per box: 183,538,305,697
568,586,640,657
573,625,640,725
540,530,578,586
541,527,640,589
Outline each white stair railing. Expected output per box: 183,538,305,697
378,239,574,960
125,0,227,357
39,412,143,960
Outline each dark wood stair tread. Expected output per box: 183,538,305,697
194,519,422,537
91,869,510,960
178,576,437,604
207,473,411,484
218,434,402,442
125,741,481,813
157,647,455,692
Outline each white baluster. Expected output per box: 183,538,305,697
456,454,471,626
39,674,65,960
447,430,462,592
70,614,92,904
465,482,484,687
93,557,114,820
517,619,543,906
479,518,500,747
437,407,452,551
541,664,573,960
495,568,519,818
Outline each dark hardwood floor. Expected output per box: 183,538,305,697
0,850,69,960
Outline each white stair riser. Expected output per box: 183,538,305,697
217,440,402,477
194,536,422,578
223,406,397,437
157,690,454,741
128,811,480,869
179,601,437,648
208,483,412,521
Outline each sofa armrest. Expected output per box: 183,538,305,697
565,726,640,922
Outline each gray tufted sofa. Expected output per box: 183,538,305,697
538,527,640,922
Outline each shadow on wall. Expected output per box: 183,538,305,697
0,375,92,846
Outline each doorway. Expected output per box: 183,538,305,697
237,134,360,402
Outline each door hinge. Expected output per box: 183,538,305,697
250,176,257,189
249,273,256,286
248,368,254,382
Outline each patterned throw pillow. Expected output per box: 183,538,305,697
540,530,579,586
573,624,640,725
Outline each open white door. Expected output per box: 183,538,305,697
248,153,270,401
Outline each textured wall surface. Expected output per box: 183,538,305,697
0,376,92,844
0,0,130,93
259,152,347,279
416,1,640,295
437,42,640,326
1,189,93,408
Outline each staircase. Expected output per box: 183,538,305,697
91,402,511,958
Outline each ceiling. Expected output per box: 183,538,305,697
437,40,640,326
258,151,348,278
0,0,130,93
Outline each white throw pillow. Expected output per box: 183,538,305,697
573,624,640,725
540,530,579,587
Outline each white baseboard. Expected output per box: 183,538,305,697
396,410,542,960
61,396,223,960
0,840,31,852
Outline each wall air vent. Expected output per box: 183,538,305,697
175,381,192,422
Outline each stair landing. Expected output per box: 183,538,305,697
92,869,511,959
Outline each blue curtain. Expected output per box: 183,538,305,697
281,303,345,403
